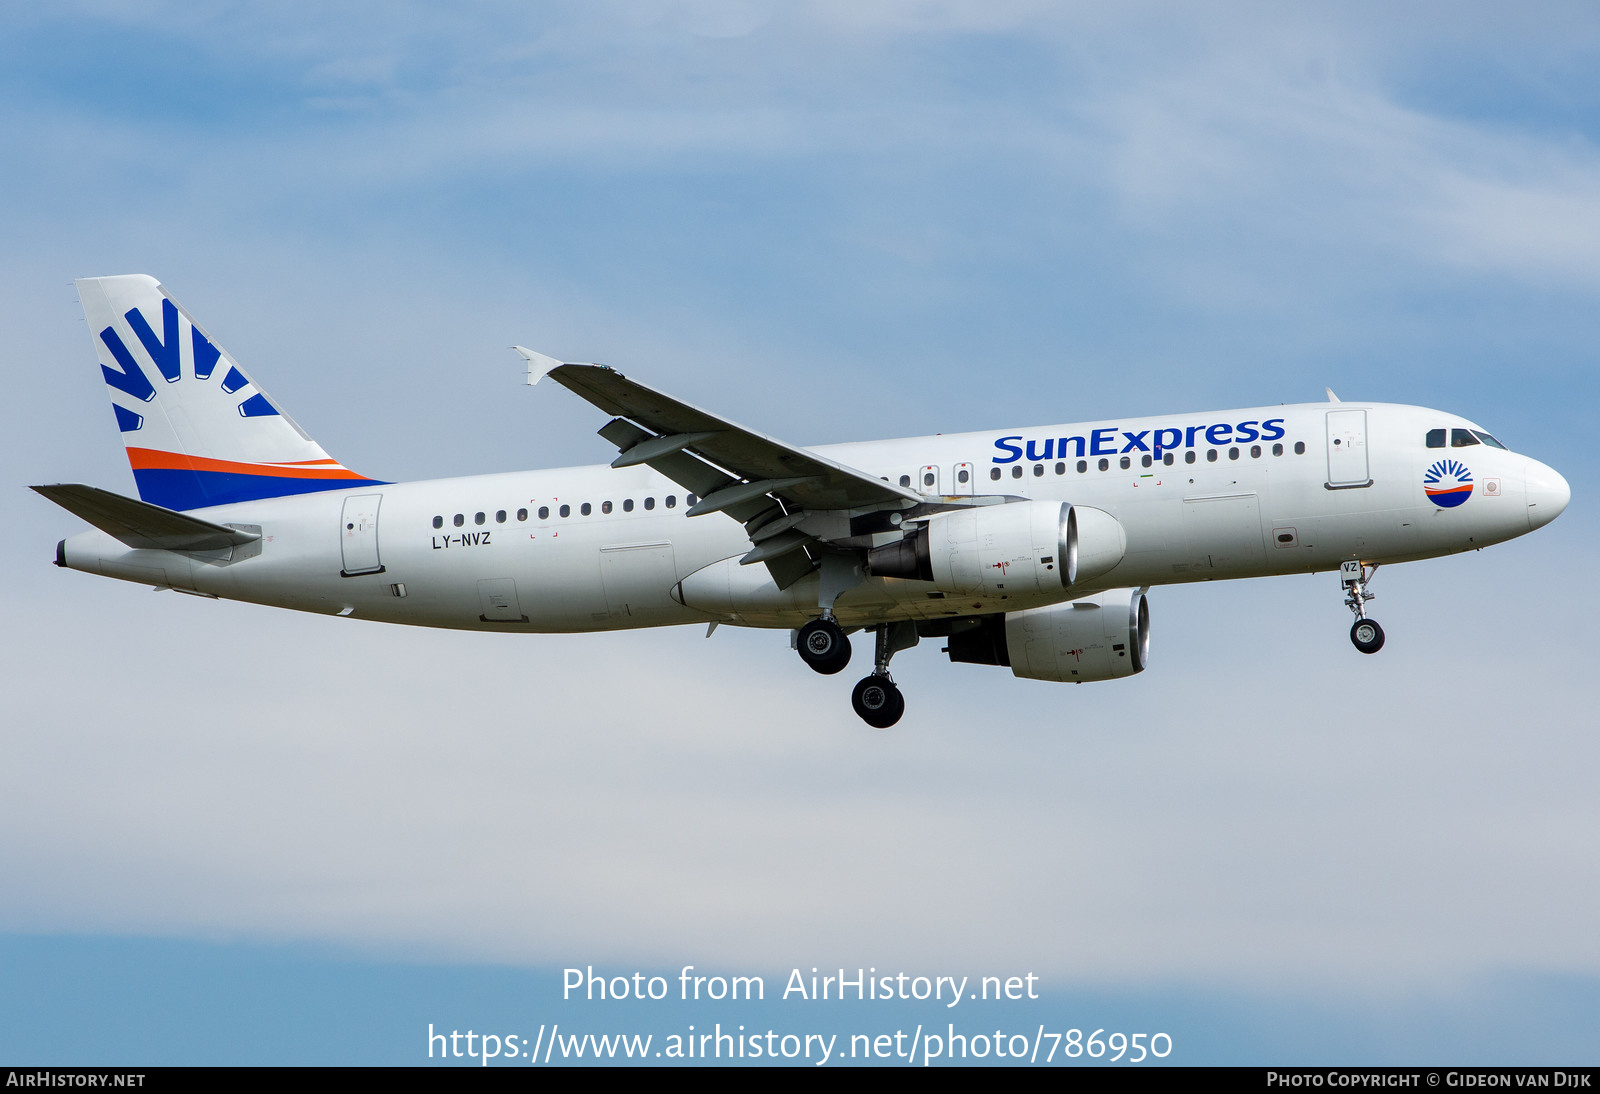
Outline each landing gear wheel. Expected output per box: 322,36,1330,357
1350,618,1385,655
851,675,905,729
797,618,852,675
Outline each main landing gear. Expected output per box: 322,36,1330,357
795,618,918,728
1341,560,1385,655
852,622,918,729
797,617,852,675
851,675,904,730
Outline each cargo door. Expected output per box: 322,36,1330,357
1182,493,1267,573
339,494,384,576
477,578,527,622
599,541,680,625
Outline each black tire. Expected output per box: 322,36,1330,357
851,675,905,729
798,618,852,675
1350,617,1385,655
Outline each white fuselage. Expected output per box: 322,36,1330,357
60,401,1565,632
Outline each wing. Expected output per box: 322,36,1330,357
517,350,924,588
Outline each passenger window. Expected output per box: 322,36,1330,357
1250,445,1261,458
1053,463,1064,476
665,496,676,508
624,499,634,512
1098,458,1109,471
517,508,528,521
495,510,507,523
901,475,912,487
1185,451,1196,464
923,472,935,487
990,468,1001,481
1294,441,1306,454
581,502,592,516
601,500,613,514
453,514,464,527
1011,466,1022,479
1451,428,1479,448
1119,456,1130,470
644,497,655,510
1033,464,1044,477
1426,428,1446,448
1076,460,1087,473
1163,453,1174,466
959,468,971,483
538,506,549,520
687,494,697,505
1206,450,1218,462
1272,443,1283,456
432,515,443,529
1228,447,1239,460
559,504,570,518
474,512,486,525
1141,455,1152,468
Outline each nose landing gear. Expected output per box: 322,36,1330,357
1350,616,1385,654
1341,560,1385,654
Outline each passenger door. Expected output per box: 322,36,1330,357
339,494,384,576
1326,410,1371,488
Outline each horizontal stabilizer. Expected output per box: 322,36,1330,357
31,483,262,551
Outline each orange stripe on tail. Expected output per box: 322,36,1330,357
126,447,371,481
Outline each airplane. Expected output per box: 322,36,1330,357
34,275,1571,728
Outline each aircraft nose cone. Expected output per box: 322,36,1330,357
1524,459,1570,531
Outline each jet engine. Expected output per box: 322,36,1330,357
937,588,1149,683
868,502,1126,596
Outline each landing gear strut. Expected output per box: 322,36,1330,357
1341,560,1385,654
850,622,918,729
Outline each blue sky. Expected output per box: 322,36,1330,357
2,1,1598,1065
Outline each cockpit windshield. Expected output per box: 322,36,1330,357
1426,427,1510,451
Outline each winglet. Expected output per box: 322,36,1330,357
1325,387,1341,403
513,346,565,386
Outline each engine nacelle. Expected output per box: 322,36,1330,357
942,588,1149,683
870,501,1126,596
924,500,1071,596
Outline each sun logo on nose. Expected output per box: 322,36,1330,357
1424,459,1474,508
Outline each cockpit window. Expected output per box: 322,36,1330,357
1472,430,1508,450
1450,428,1480,448
1425,428,1446,449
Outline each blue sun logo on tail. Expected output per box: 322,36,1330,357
1424,459,1474,508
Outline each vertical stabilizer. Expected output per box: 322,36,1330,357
76,275,381,511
